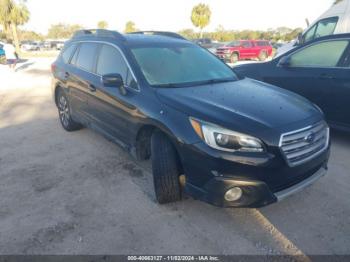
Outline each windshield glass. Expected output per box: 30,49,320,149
131,44,237,87
227,41,241,47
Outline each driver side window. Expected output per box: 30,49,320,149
96,44,138,89
290,40,349,68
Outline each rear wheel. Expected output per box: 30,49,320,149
151,130,181,204
57,89,82,131
259,51,268,61
230,52,239,63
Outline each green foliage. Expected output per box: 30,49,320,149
124,21,138,33
47,23,83,39
191,3,211,37
178,27,303,42
0,0,13,33
334,0,344,4
97,20,108,29
191,3,211,30
18,29,44,41
10,3,29,26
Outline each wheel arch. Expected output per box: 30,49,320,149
134,123,185,173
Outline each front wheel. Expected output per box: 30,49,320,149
57,90,82,131
151,130,181,204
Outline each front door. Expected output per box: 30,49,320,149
88,43,140,146
264,39,350,125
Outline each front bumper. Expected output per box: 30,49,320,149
216,53,231,62
180,141,330,208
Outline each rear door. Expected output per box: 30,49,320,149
68,42,100,122
264,39,350,125
240,41,253,59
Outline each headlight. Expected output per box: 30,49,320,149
190,118,265,152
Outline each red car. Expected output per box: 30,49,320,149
216,40,273,63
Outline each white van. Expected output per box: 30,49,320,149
300,0,350,44
277,0,350,55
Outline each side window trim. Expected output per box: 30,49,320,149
285,39,350,69
338,42,350,67
70,43,81,66
84,41,140,91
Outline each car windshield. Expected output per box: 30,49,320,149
131,44,237,87
227,41,241,47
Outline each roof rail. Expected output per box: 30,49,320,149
73,29,126,42
128,31,186,40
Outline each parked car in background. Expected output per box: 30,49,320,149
21,41,40,51
51,29,330,208
193,38,213,48
207,42,226,54
56,41,64,50
235,34,350,132
216,40,273,63
277,0,350,56
0,43,6,64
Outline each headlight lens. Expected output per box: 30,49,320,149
190,118,265,152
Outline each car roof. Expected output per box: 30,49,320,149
68,30,191,48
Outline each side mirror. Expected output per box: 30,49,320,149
102,73,127,95
278,56,291,67
296,33,303,45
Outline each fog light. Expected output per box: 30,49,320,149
224,187,242,202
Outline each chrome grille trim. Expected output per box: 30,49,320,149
279,122,329,167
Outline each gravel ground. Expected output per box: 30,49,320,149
0,59,349,255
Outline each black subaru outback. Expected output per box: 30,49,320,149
51,30,330,207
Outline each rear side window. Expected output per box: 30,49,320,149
257,41,268,47
242,41,252,48
290,40,349,68
96,44,137,89
61,44,76,64
75,43,99,72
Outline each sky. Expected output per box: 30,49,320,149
24,0,335,34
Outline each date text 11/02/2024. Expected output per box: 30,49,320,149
127,256,219,261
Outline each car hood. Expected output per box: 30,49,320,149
156,78,321,136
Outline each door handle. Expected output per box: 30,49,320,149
319,73,335,80
88,83,96,92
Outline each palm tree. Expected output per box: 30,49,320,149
10,3,30,52
0,0,29,53
0,0,14,36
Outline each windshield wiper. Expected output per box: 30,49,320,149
191,78,236,86
152,78,236,88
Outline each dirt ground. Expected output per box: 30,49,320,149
0,59,349,255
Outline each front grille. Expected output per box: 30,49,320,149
279,121,329,167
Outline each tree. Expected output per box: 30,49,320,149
97,20,108,29
0,0,13,36
124,21,137,33
9,3,29,53
47,23,82,39
0,0,30,53
191,3,211,38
